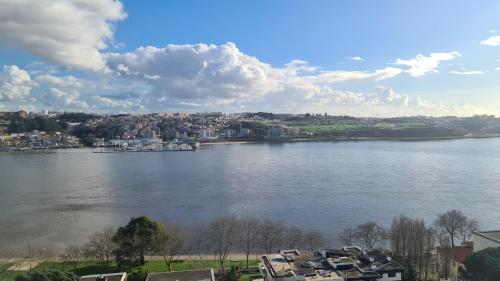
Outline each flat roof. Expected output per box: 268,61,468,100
80,273,126,281
261,248,403,280
146,269,214,281
474,230,500,243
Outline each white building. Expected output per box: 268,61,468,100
472,230,500,252
259,249,403,281
200,128,217,140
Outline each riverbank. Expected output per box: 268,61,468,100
199,133,500,145
3,133,500,152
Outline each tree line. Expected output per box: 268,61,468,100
337,210,479,281
57,209,486,280
62,216,325,272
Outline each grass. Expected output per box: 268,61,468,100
289,123,367,132
1,259,261,281
290,122,431,133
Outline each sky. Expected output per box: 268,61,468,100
0,0,500,116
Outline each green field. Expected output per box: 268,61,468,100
288,123,367,132
0,259,261,281
288,121,431,133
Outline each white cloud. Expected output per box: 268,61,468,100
105,43,285,100
347,56,365,61
480,35,500,46
34,74,88,109
392,52,461,77
105,42,403,106
0,65,33,101
309,67,403,83
449,70,484,75
0,43,491,116
0,0,126,71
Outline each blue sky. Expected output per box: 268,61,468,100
0,0,499,116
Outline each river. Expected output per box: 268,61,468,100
1,138,499,256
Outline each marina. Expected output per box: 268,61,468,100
93,139,199,153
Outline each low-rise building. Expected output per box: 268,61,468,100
146,269,215,281
472,230,500,252
259,248,404,281
80,273,127,281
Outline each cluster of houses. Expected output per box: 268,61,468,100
77,230,500,281
259,248,404,281
0,130,80,150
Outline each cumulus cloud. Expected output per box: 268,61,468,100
105,42,403,105
0,42,490,116
34,74,88,109
347,56,365,61
480,35,500,46
392,52,461,77
0,65,33,101
0,0,127,71
105,43,286,101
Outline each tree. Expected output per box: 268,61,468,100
156,223,185,272
458,219,479,244
461,247,500,281
434,210,467,247
355,221,386,249
285,226,304,249
186,223,209,269
15,270,78,281
259,220,285,254
127,269,148,281
302,231,324,251
61,245,81,268
113,216,166,267
207,216,239,271
338,228,356,246
390,215,435,280
236,218,260,269
82,227,117,266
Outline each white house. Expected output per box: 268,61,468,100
472,230,500,252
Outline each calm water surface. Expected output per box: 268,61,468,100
1,138,500,254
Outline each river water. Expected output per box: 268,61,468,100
1,138,500,255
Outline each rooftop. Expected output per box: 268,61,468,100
146,269,215,281
474,230,500,243
80,273,127,281
260,248,404,281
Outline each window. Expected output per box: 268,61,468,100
388,272,396,278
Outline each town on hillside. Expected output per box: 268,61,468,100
2,110,500,151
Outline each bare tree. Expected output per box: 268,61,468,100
302,231,324,251
61,244,82,268
156,223,185,272
236,218,260,269
390,215,436,280
207,216,238,271
434,209,467,247
458,219,478,244
82,227,116,266
338,228,356,246
259,219,285,254
390,215,412,260
286,226,304,249
186,223,209,269
355,221,386,249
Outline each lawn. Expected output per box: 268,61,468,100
1,259,261,281
289,123,367,133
